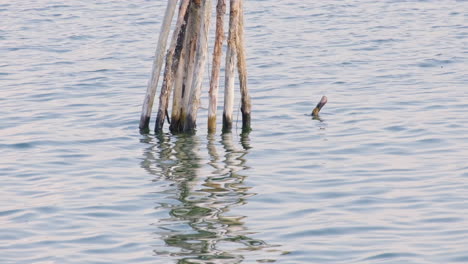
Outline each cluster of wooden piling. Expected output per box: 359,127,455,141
139,0,251,134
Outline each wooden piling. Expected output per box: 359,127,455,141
236,0,251,132
155,0,191,133
222,0,240,133
208,0,226,133
184,0,212,132
139,0,177,131
175,1,203,133
170,5,192,134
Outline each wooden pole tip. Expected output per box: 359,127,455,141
312,95,327,116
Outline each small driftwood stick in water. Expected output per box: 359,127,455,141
154,0,191,133
184,0,212,132
222,0,240,133
312,96,328,117
207,0,226,133
236,0,251,133
139,0,177,131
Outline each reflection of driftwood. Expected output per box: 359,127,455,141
141,133,272,262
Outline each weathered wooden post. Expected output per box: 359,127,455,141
170,0,200,133
140,0,177,131
169,21,190,133
222,0,239,133
184,0,212,132
236,0,251,132
207,0,226,133
171,0,202,133
154,0,191,133
169,0,212,133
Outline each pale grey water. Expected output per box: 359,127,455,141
1,0,468,263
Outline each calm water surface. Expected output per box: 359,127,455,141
1,0,468,263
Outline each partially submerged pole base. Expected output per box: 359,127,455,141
312,96,328,117
241,109,251,133
208,116,217,134
222,114,233,133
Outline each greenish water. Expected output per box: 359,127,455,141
1,0,468,263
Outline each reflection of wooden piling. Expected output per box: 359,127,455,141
208,0,226,133
222,0,239,133
147,132,265,259
140,0,177,131
236,0,251,132
155,0,191,133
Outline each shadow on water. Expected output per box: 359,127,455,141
140,132,276,263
